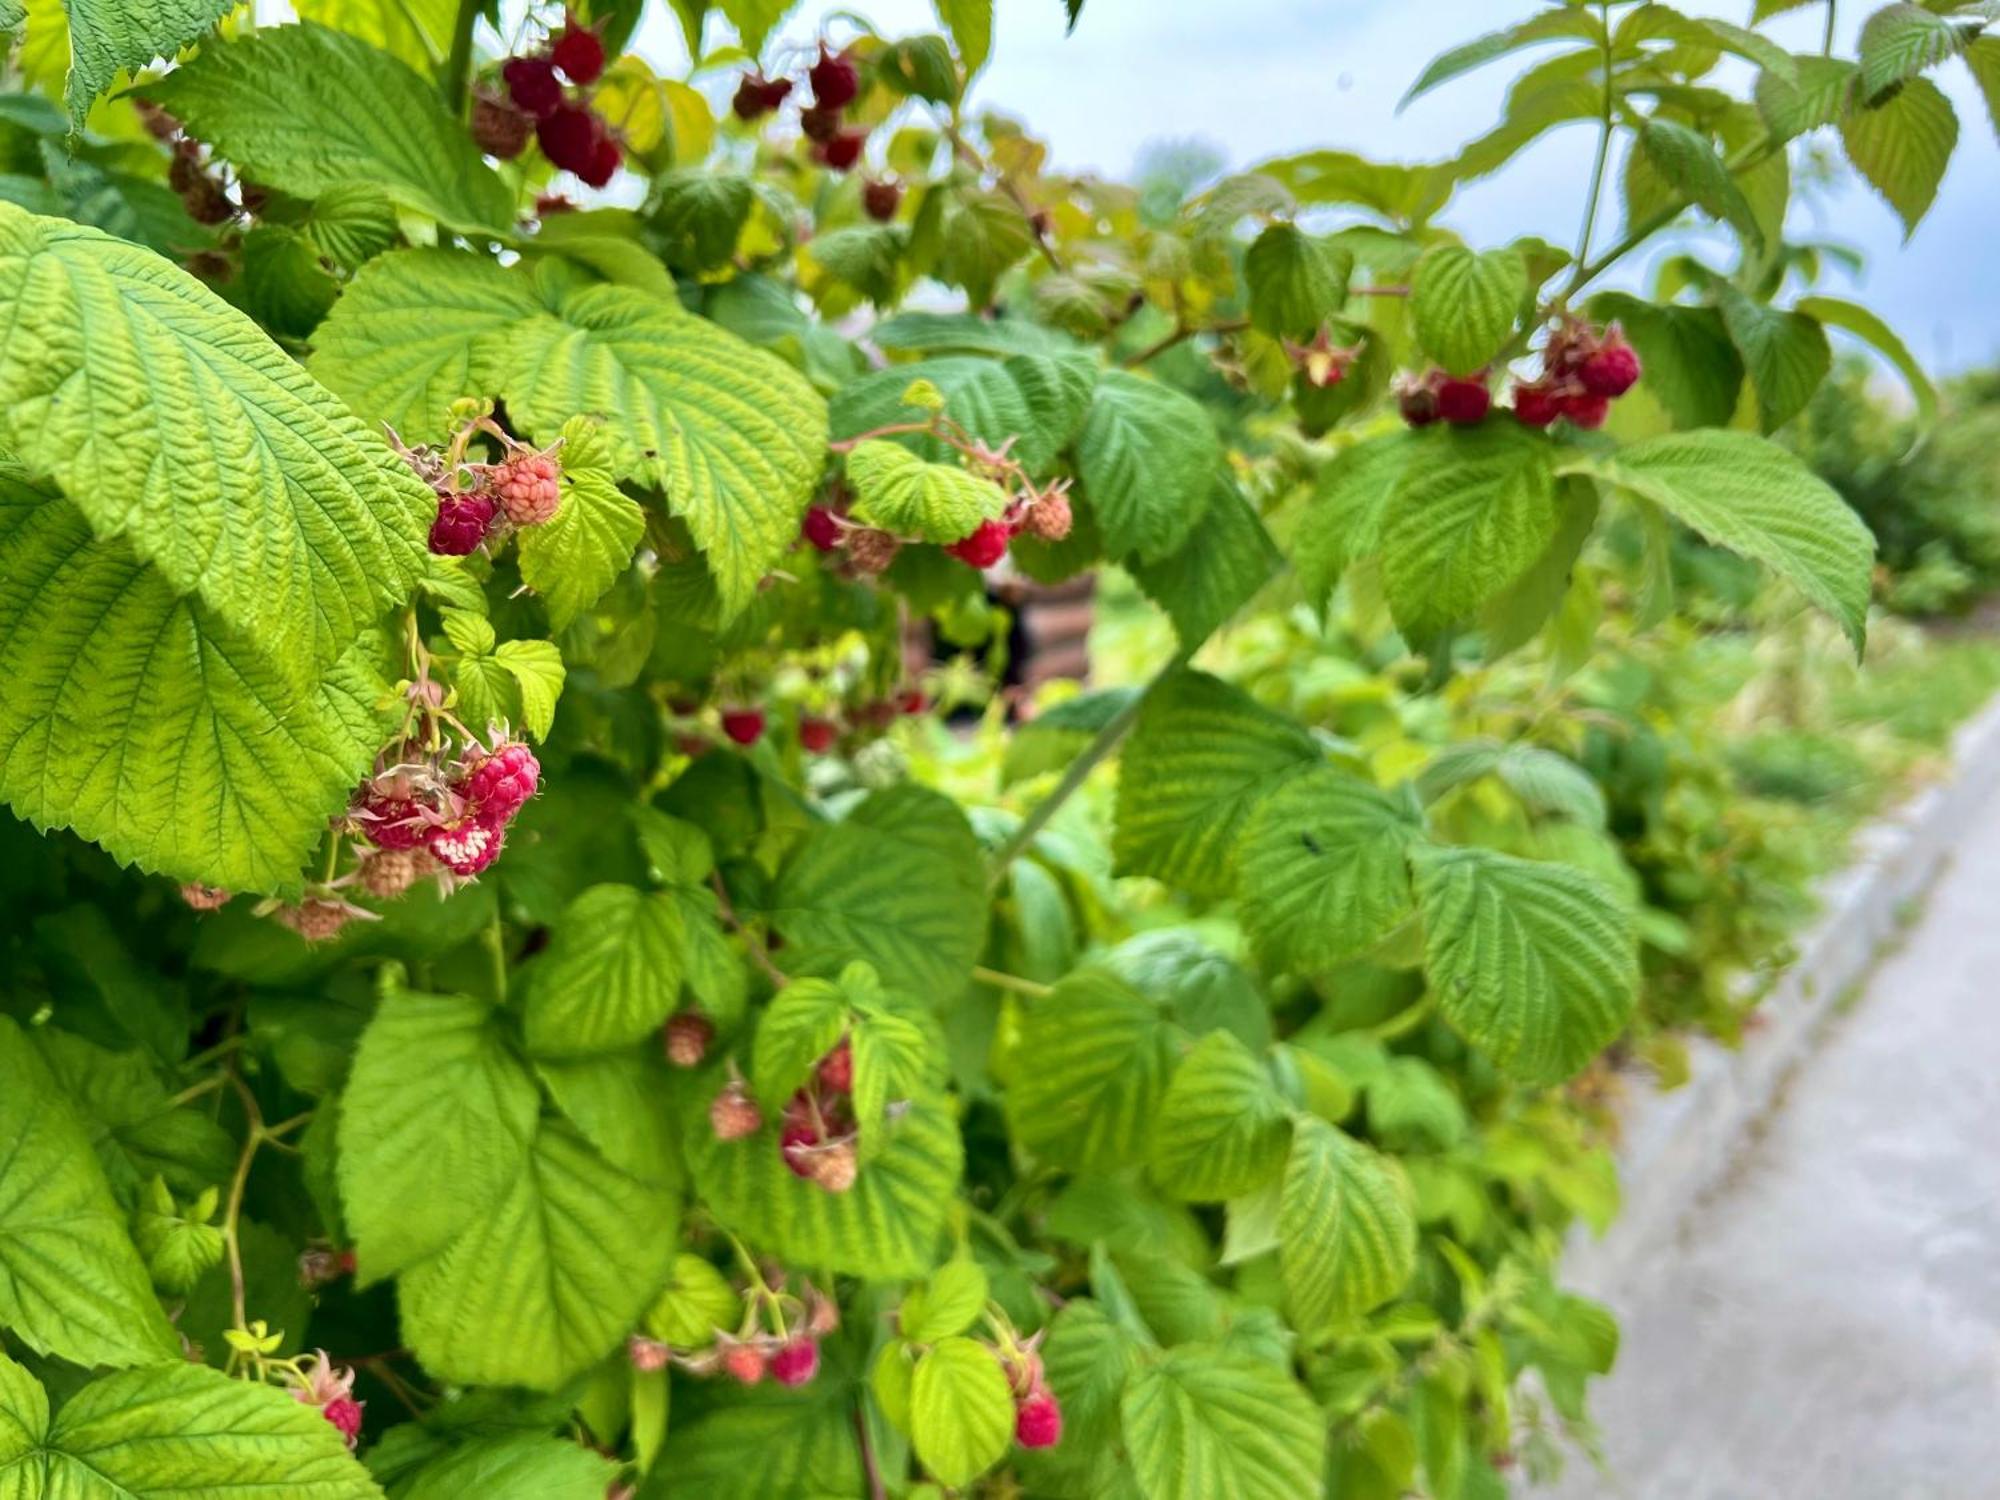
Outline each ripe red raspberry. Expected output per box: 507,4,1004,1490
322,1396,364,1447
1398,381,1440,428
579,133,622,188
550,15,606,85
808,1139,858,1193
1560,391,1610,429
1022,491,1073,542
494,451,561,526
503,55,563,119
628,1335,671,1373
846,527,900,574
1511,381,1562,428
710,1080,763,1141
863,179,902,221
800,102,843,144
357,846,437,901
720,1340,767,1385
179,882,230,910
780,1122,822,1179
817,1039,853,1094
353,790,425,851
1579,333,1641,397
538,103,603,177
663,1012,715,1067
427,815,504,877
275,899,355,944
732,72,793,120
802,505,844,552
471,88,533,159
946,519,1010,569
1436,376,1491,426
721,707,766,746
770,1337,820,1387
799,715,839,754
897,689,928,716
1015,1391,1062,1449
818,128,866,172
429,491,497,556
465,740,541,818
808,43,860,108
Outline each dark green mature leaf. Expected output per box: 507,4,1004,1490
1795,294,1937,426
140,22,514,234
1399,6,1603,108
1127,471,1281,648
1009,969,1180,1172
1840,75,1959,236
1716,286,1832,431
938,187,1033,307
1280,1116,1416,1331
1112,670,1322,899
1120,1344,1326,1500
1244,222,1353,338
1075,370,1221,560
653,170,755,273
1587,292,1743,430
1409,244,1526,375
394,1433,619,1500
1634,117,1763,247
1857,3,1980,96
1412,845,1638,1085
1151,1031,1292,1201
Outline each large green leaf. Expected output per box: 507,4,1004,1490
139,22,514,234
766,784,985,996
54,0,233,131
312,250,828,617
1633,117,1762,248
1716,286,1831,432
1008,969,1180,1174
1243,222,1353,339
1398,7,1602,108
0,1353,381,1498
1558,429,1875,650
844,438,1005,543
1857,3,1980,96
1074,370,1221,561
1380,422,1558,644
0,204,429,677
1120,1345,1326,1500
1279,1116,1416,1333
1293,431,1415,610
1967,36,2000,143
522,884,694,1058
293,0,459,73
1840,74,1959,237
1755,54,1858,140
1127,470,1281,649
1411,845,1638,1085
1112,670,1322,900
638,1377,861,1500
337,985,540,1282
516,418,646,631
399,1117,681,1389
909,1336,1014,1488
1235,768,1423,973
393,1433,618,1500
0,1017,178,1368
1150,1031,1292,1202
1409,244,1525,375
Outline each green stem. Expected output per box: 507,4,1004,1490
971,965,1053,999
1364,992,1436,1042
1823,0,1838,56
482,915,509,1005
1571,2,1616,273
441,0,479,114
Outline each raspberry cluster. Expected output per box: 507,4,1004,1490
1395,369,1494,428
675,684,929,758
627,1269,838,1389
486,13,621,187
802,478,1073,580
349,734,541,882
1509,320,1644,430
284,1352,364,1450
732,40,871,173
707,1036,864,1194
395,414,565,558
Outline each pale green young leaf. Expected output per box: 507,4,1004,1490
1150,1031,1292,1202
138,22,515,233
0,1353,383,1498
751,975,851,1107
1398,6,1603,108
1236,768,1423,973
294,0,460,72
1380,422,1559,644
643,1252,740,1346
1008,969,1180,1173
1794,293,1938,426
1189,171,1295,238
0,205,430,677
1411,845,1639,1085
1244,222,1354,339
910,1337,1014,1488
1120,1345,1326,1500
336,984,539,1281
1111,669,1321,899
1755,54,1857,139
1715,286,1832,431
934,0,992,75
1409,243,1526,375
1127,470,1282,649
1840,74,1959,236
1074,370,1222,560
494,639,565,740
1695,18,1799,82
844,438,1006,543
517,420,646,630
394,1433,618,1500
900,1257,990,1342
1280,1116,1417,1333
0,1017,179,1367
1635,117,1763,248
523,884,689,1057
1858,3,1980,96
1558,429,1875,650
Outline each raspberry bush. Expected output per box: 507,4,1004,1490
0,1,1989,1496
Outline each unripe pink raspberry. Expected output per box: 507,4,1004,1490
426,815,504,877
1022,491,1073,542
817,1038,853,1094
628,1335,671,1373
770,1337,820,1387
1014,1391,1062,1449
275,899,355,944
357,846,438,901
322,1396,364,1447
802,505,844,552
807,1139,858,1194
710,1080,763,1141
465,741,540,820
1579,332,1641,397
808,43,860,108
663,1012,715,1067
846,527,900,575
494,451,561,527
471,88,533,159
1435,376,1491,426
720,1340,767,1385
946,519,1010,570
353,791,426,851
180,882,230,911
429,492,497,556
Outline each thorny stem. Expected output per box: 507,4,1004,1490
1571,2,1616,273
971,965,1053,999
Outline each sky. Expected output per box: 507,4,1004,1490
626,0,2000,376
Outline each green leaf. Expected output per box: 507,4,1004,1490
1127,470,1281,649
0,204,429,678
938,187,1033,308
1586,292,1743,430
293,0,459,73
1840,74,1959,237
1557,429,1875,650
1120,1345,1326,1500
1417,741,1606,827
1236,768,1422,973
767,785,986,996
1244,223,1353,339
1112,669,1322,900
652,170,755,274
0,480,392,892
1755,55,1858,140
1074,370,1222,561
910,1336,1014,1488
1858,3,1979,96
1293,431,1415,611
239,223,339,339
312,252,829,619
28,1029,233,1204
1411,845,1638,1085
828,353,1090,478
1280,1116,1417,1332
0,1017,178,1367
535,1051,681,1184
1966,37,2000,143
517,419,646,630
0,1353,381,1498
337,984,540,1281
1001,684,1139,787
1794,293,1938,427
1409,244,1526,375
524,884,690,1057
1634,117,1763,248
1399,7,1603,109
1009,968,1180,1173
394,1433,619,1500
643,1252,740,1346
399,1117,680,1389
844,438,1006,543
877,34,960,103
648,1377,862,1499
900,1256,989,1342
1716,286,1832,432
1380,422,1559,644
54,0,232,132
139,22,514,234
1150,1031,1292,1202
493,639,565,740
750,975,851,1107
